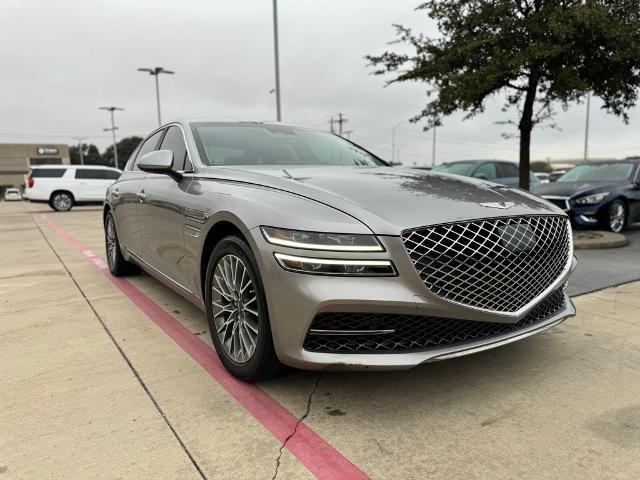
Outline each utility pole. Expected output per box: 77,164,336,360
335,113,348,136
99,106,124,168
272,0,282,121
137,67,174,126
329,117,335,134
72,137,86,165
391,121,404,164
584,91,591,162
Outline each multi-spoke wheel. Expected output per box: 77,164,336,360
104,212,138,276
607,199,627,233
211,254,259,363
50,191,73,212
205,235,279,381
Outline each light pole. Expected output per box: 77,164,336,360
391,121,404,164
72,137,86,165
584,91,591,162
99,106,124,168
272,0,282,121
432,123,437,166
138,67,174,126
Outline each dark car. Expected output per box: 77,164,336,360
431,160,539,188
532,160,640,232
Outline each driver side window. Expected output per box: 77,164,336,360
474,162,497,179
131,129,165,171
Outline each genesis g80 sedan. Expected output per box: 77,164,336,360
103,121,577,381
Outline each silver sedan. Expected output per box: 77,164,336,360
103,121,576,381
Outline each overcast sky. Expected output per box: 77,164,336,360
2,0,639,165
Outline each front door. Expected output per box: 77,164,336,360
138,126,192,291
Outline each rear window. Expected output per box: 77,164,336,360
75,169,107,179
29,168,66,178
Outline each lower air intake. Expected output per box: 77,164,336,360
303,288,566,353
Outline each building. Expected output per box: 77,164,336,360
0,143,70,190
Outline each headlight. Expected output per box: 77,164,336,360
261,226,383,251
575,192,609,205
274,253,396,276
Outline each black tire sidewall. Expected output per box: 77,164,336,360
104,212,135,276
204,236,278,381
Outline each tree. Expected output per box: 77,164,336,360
69,143,102,165
103,136,143,170
367,1,640,189
530,161,552,173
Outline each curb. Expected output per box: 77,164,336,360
573,230,628,250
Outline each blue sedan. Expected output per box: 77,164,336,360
532,160,640,233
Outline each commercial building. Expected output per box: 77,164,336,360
0,143,70,190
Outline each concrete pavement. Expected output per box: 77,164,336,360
1,201,639,479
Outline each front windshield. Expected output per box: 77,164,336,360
431,162,477,176
558,163,634,182
191,123,386,167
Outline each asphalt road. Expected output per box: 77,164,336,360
568,223,640,297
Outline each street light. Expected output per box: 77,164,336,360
138,67,174,126
99,106,124,168
72,137,86,165
272,0,282,121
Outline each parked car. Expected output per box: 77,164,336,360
26,165,122,211
104,121,576,381
3,188,22,201
431,160,539,187
534,172,551,184
532,160,640,232
549,170,567,182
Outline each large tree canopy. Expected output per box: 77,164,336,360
103,136,143,170
367,0,640,189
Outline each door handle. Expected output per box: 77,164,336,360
137,191,147,203
112,188,120,198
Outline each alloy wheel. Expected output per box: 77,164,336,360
106,216,118,269
211,254,259,364
609,202,625,233
53,193,72,211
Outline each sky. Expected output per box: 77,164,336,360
2,0,640,166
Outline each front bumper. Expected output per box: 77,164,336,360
251,228,576,371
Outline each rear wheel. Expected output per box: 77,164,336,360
607,199,627,233
205,236,279,381
50,191,73,212
104,212,138,276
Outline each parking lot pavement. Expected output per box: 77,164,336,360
568,223,640,297
2,201,640,479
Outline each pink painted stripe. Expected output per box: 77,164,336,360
42,215,368,480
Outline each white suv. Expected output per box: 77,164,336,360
26,165,122,211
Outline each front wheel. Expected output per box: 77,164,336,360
606,199,627,233
205,236,280,382
50,191,73,212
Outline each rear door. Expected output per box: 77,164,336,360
139,125,193,291
75,169,112,201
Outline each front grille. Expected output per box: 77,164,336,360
401,216,571,313
303,288,566,353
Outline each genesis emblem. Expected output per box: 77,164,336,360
479,201,515,209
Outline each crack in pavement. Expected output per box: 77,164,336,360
271,374,322,480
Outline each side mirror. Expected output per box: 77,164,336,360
137,150,182,181
473,172,488,180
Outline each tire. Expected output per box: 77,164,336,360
205,235,280,382
606,199,627,233
104,212,138,276
50,191,73,212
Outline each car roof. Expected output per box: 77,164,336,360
30,165,120,170
437,159,514,165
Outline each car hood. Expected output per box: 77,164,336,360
198,165,563,235
532,181,620,198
